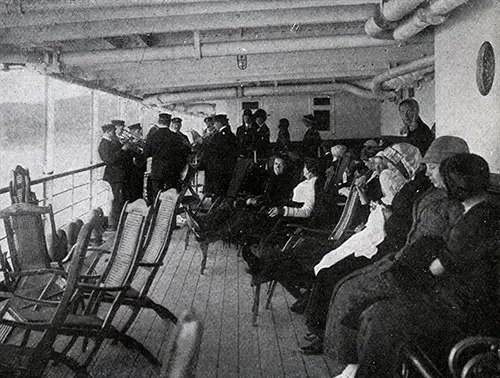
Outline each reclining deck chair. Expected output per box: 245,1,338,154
105,189,181,335
57,199,160,368
0,203,68,302
0,222,94,377
251,180,362,325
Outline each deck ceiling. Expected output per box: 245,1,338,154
0,0,434,106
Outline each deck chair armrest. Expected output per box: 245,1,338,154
76,282,130,292
85,247,111,255
79,274,102,280
137,261,163,267
7,268,66,278
12,293,60,306
285,224,331,235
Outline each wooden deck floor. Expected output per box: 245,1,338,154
44,226,333,377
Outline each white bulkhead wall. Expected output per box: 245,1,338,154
213,93,381,142
434,0,500,172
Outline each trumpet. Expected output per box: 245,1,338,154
118,129,145,153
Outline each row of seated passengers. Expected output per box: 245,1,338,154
185,135,500,378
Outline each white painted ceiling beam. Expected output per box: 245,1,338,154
0,1,378,28
0,5,375,45
62,34,409,66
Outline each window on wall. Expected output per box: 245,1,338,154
312,97,331,131
242,101,259,110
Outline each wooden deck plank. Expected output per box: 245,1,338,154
217,242,240,377
195,240,229,378
237,255,262,378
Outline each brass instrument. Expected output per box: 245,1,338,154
118,129,145,153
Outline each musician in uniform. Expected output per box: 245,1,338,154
123,123,146,202
144,113,191,199
253,108,270,160
111,119,126,144
202,114,238,198
98,123,132,230
236,109,256,159
171,117,192,149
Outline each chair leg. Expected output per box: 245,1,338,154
143,298,178,324
119,307,142,336
61,335,80,357
252,283,261,327
200,241,209,275
82,337,103,367
265,281,278,310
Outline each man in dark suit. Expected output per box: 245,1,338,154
144,113,191,201
236,109,256,159
203,114,238,198
399,98,434,155
253,108,270,160
98,123,132,230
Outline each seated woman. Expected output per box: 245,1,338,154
185,154,295,243
322,136,469,376
338,153,500,378
241,158,324,276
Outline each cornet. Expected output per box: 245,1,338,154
118,129,145,153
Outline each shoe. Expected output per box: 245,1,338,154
303,332,318,342
299,338,324,355
290,292,309,314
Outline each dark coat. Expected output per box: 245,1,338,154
236,124,257,159
302,127,322,158
253,124,270,159
98,138,129,184
204,126,238,196
144,127,191,182
406,117,434,155
275,127,291,153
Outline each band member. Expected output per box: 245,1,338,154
98,123,131,230
111,119,126,144
236,109,256,159
202,114,238,198
253,108,270,160
124,123,146,202
171,117,192,149
144,113,191,199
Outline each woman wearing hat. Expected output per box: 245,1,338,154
301,114,322,158
275,118,291,154
345,153,500,378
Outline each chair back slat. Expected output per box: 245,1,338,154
328,181,360,241
132,189,181,294
103,207,148,287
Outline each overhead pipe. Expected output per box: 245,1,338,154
143,82,379,106
371,55,434,98
393,0,470,40
0,6,375,45
381,65,435,90
62,34,399,66
365,0,470,40
0,1,374,27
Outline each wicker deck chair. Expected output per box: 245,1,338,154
0,203,67,299
9,165,38,205
251,181,362,326
160,309,203,378
0,222,94,378
57,199,160,368
106,189,181,336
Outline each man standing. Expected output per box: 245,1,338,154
98,123,131,230
253,108,270,160
171,117,192,149
301,114,322,158
236,109,256,159
111,119,126,144
144,113,191,200
203,114,238,198
123,123,146,202
399,98,434,155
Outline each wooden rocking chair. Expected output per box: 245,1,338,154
0,222,95,377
